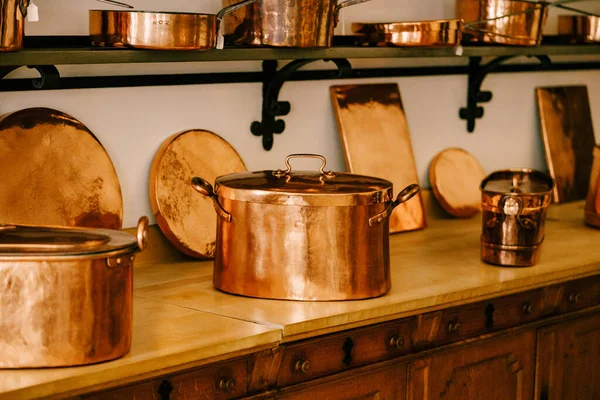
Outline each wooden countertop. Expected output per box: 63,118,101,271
1,199,599,399
133,200,600,342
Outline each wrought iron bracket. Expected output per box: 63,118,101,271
251,58,352,151
0,65,61,90
459,55,551,132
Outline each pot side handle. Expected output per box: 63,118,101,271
136,216,150,251
368,184,420,227
336,0,373,11
191,177,233,223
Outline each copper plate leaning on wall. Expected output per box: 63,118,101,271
330,83,426,233
0,107,123,229
429,148,486,218
351,19,463,47
149,129,246,258
536,86,596,203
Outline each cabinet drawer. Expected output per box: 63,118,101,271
85,358,248,400
277,319,413,387
554,275,600,314
414,288,544,348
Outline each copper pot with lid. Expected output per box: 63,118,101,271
480,169,554,267
191,154,419,301
0,217,149,368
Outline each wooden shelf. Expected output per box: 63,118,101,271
1,43,600,67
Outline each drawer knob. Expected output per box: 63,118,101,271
448,322,461,333
294,359,311,374
568,292,582,304
218,377,236,393
388,335,405,349
522,302,533,315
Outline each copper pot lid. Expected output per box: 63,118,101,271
481,169,555,195
0,217,148,258
215,154,394,206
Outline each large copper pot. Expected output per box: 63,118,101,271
480,169,554,267
90,0,256,50
457,0,548,46
222,0,373,47
0,217,148,368
0,0,28,52
191,154,419,301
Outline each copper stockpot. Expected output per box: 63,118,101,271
0,0,28,52
351,19,463,47
222,0,373,47
457,0,548,46
584,146,600,227
0,217,149,368
191,154,419,301
90,0,256,50
558,15,600,43
480,170,554,267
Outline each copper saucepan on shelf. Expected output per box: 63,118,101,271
191,153,419,301
90,0,256,50
0,0,29,52
0,217,149,368
221,0,374,47
351,19,463,47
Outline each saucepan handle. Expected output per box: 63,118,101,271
191,177,233,223
217,0,257,20
336,0,373,11
368,184,420,227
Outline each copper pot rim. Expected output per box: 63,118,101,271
352,19,463,32
480,168,555,195
89,9,218,17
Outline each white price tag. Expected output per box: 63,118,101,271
216,20,224,50
454,45,464,56
27,2,39,22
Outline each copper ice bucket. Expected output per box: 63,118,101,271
0,0,28,52
191,154,419,301
222,0,373,47
584,145,600,228
480,169,554,267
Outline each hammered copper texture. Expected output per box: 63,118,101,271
330,83,426,234
0,108,123,229
150,129,246,259
429,148,485,219
0,0,25,51
536,86,596,204
0,256,133,368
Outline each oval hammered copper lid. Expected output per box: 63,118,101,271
216,154,394,206
0,224,138,259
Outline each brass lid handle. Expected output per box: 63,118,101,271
388,335,405,349
294,359,311,374
218,377,236,393
273,154,335,179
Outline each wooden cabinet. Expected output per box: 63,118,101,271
536,313,600,400
408,330,536,400
277,362,406,400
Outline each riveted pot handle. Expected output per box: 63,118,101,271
273,154,336,178
191,177,232,223
136,216,150,251
369,184,419,227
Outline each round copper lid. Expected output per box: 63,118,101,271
481,169,555,195
0,224,138,258
215,154,394,206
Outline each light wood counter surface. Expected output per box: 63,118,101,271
134,201,600,341
0,298,280,400
1,200,598,399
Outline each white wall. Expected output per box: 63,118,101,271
2,0,600,228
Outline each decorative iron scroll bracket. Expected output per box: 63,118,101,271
459,55,551,133
251,58,352,151
0,65,61,90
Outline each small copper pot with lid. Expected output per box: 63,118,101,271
0,217,149,368
480,169,554,267
191,154,419,301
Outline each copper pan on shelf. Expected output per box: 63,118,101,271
558,15,600,43
352,19,463,47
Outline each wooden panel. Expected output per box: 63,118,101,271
413,288,544,349
277,362,406,400
536,85,596,203
278,320,413,386
85,358,249,400
409,330,536,400
330,83,426,233
536,313,600,400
